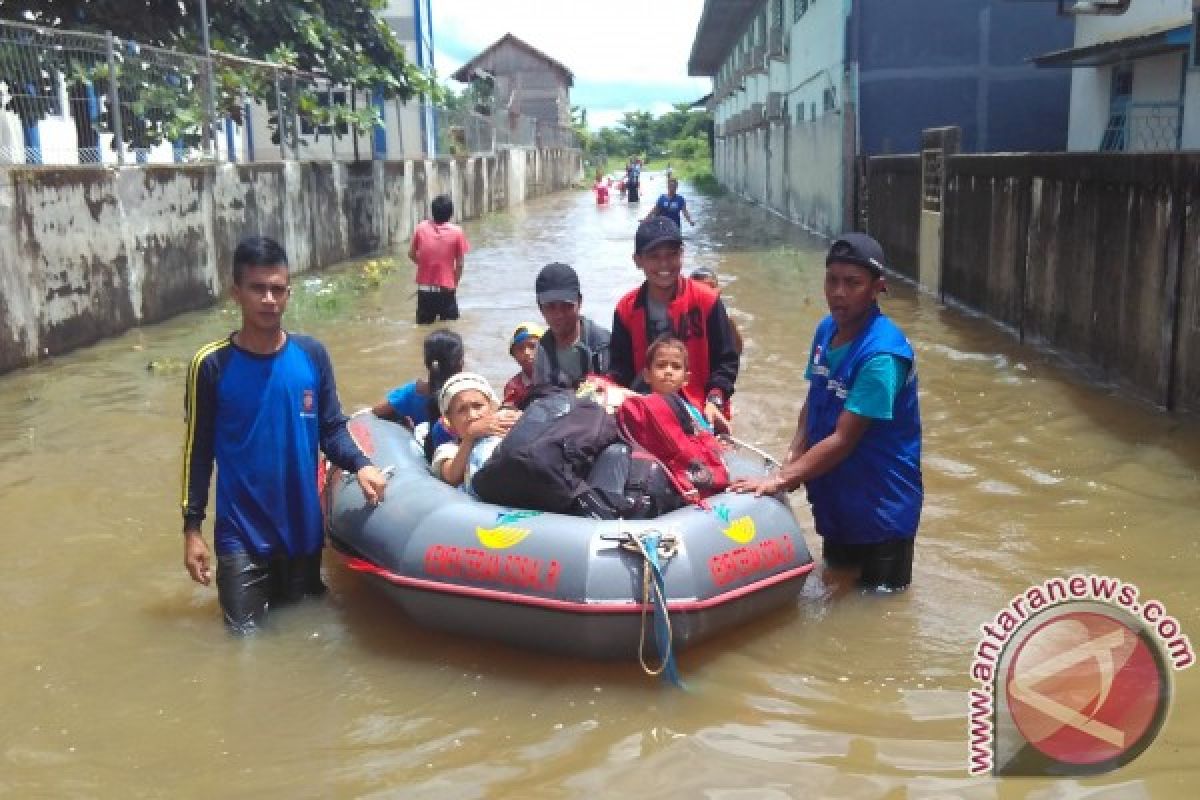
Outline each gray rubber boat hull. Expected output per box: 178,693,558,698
327,414,813,660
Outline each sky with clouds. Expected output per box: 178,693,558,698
430,0,712,130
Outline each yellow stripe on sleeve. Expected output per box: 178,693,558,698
180,338,230,514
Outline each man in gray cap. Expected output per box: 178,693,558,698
732,232,923,592
530,262,611,393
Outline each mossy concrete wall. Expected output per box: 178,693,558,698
865,149,1200,413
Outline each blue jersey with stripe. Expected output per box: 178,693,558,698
182,333,369,557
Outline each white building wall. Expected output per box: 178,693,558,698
1067,63,1112,150
1183,68,1200,148
1072,0,1191,45
1066,0,1194,151
785,0,847,128
1134,51,1188,103
709,0,850,233
380,0,433,158
0,108,22,164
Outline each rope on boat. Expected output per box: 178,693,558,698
720,435,782,469
621,529,684,687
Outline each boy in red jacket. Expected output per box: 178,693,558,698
608,217,739,433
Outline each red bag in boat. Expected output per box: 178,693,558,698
615,393,729,506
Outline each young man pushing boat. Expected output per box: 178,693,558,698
731,234,922,591
179,235,388,634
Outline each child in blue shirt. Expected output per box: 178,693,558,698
372,328,462,458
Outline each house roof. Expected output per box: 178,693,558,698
450,33,574,86
688,0,765,76
1032,20,1192,67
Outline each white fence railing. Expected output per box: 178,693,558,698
0,19,576,166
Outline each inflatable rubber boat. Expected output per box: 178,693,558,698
326,413,814,660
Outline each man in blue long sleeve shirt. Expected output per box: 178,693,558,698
180,236,388,634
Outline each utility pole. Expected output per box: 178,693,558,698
199,0,218,158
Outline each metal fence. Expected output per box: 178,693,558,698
425,105,578,157
1100,102,1183,153
0,18,576,166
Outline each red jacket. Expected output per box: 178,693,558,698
608,278,739,410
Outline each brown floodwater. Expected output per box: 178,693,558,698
2,177,1198,798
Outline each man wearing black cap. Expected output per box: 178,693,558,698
609,217,739,433
732,233,923,591
531,262,611,392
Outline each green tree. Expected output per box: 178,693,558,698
5,0,427,97
617,110,656,157
1,0,433,149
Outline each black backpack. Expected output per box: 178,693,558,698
577,441,687,520
472,390,619,513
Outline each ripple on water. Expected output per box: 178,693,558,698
975,479,1022,496
925,454,978,479
1019,466,1064,485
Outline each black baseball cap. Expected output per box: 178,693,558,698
635,216,683,255
826,232,886,277
535,262,582,304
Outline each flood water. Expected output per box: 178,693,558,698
2,176,1198,798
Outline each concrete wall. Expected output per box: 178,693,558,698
714,111,845,237
864,155,921,281
0,147,580,374
934,153,1200,413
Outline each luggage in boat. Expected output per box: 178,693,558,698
616,393,730,504
579,441,687,520
472,390,618,513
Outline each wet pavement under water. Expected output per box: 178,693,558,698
1,176,1198,798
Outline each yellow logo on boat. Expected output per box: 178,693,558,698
476,526,531,549
722,516,757,544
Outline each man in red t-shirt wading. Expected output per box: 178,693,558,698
410,194,471,325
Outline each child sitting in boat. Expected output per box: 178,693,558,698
642,335,721,432
615,335,731,503
371,328,463,461
502,322,543,409
431,372,520,497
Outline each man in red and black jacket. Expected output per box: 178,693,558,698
609,217,739,433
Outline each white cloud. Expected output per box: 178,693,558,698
430,0,711,130
588,101,680,131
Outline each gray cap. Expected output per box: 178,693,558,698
826,232,886,277
535,262,582,305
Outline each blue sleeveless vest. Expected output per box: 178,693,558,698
804,306,922,544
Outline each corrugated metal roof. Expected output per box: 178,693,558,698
688,0,765,76
1032,20,1191,67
